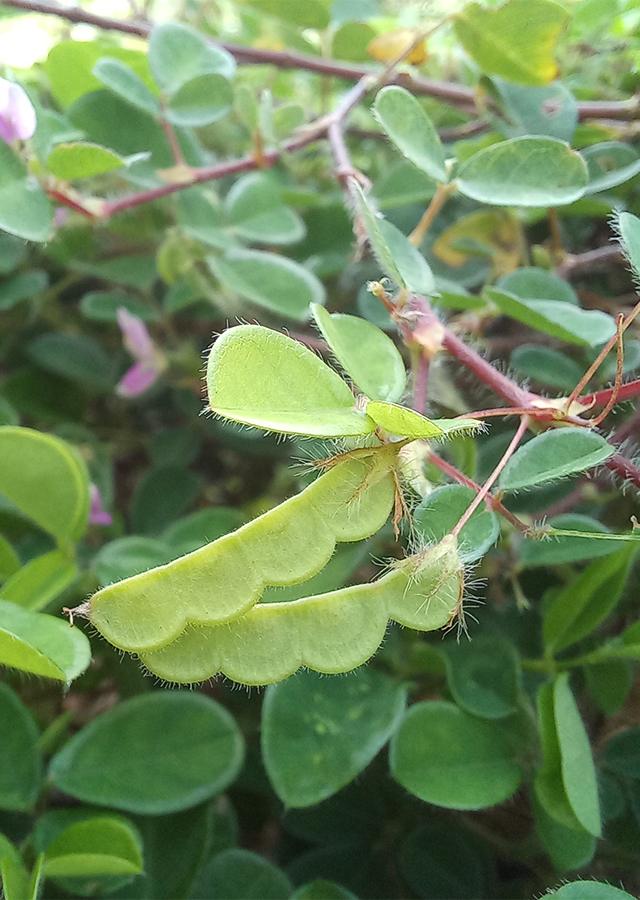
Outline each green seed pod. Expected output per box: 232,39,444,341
88,451,397,653
140,536,463,685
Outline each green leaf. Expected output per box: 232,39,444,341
493,78,578,143
131,465,203,536
457,137,588,207
582,142,640,194
600,726,640,779
166,73,233,127
398,821,491,900
0,534,20,582
543,545,636,652
93,536,173,587
496,266,579,305
26,332,116,391
311,305,406,402
0,142,53,242
585,660,633,715
49,692,245,814
533,794,596,872
364,401,444,438
0,599,91,682
46,142,125,180
148,22,235,94
209,249,325,321
372,159,436,210
46,41,155,109
93,57,160,115
353,184,435,293
390,700,522,809
262,668,407,807
291,882,357,900
0,270,49,310
373,86,447,182
617,211,640,279
80,291,159,322
207,324,374,436
0,426,90,543
548,883,636,899
0,682,43,811
534,680,585,832
1,550,78,612
443,634,521,719
225,173,305,245
1,856,30,900
414,484,499,563
163,508,245,556
454,0,569,86
554,674,601,836
510,345,584,392
190,848,292,900
0,234,28,273
244,0,330,27
499,428,616,491
43,818,143,878
519,514,625,567
73,254,157,289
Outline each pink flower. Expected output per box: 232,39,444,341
116,307,166,397
89,484,113,526
0,78,36,145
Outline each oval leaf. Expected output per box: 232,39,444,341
0,599,91,682
225,173,305,245
46,142,125,180
0,426,90,543
208,249,324,321
311,305,406,402
373,86,447,182
0,142,53,242
166,73,232,127
0,682,43,811
43,818,143,878
207,324,374,436
414,483,499,563
457,137,588,207
582,142,640,194
93,57,160,115
261,668,407,807
499,428,615,491
148,22,236,93
390,700,523,809
49,692,245,814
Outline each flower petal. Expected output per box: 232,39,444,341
7,83,36,141
89,484,113,526
117,307,155,361
116,362,160,397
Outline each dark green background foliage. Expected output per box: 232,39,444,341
1,0,640,898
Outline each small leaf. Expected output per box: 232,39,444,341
207,324,374,436
46,142,125,179
93,536,173,586
0,599,91,682
49,692,245,814
131,465,203,536
617,212,640,280
457,137,588,207
1,550,78,612
224,173,305,245
353,184,435,292
548,882,636,899
26,332,117,390
148,22,236,93
80,292,159,322
390,700,522,809
208,249,325,321
190,848,292,900
93,57,160,115
365,401,444,438
496,266,579,305
582,142,640,194
499,428,615,491
0,142,53,242
0,426,90,544
311,305,406,402
543,545,636,653
367,28,426,64
0,682,43,811
166,73,232,127
0,270,48,310
43,818,143,878
601,726,640,779
493,78,578,143
443,634,521,719
510,345,584,392
519,514,625,567
374,86,447,182
414,483,499,563
553,674,601,836
454,0,570,86
262,668,406,807
533,794,596,872
486,288,616,346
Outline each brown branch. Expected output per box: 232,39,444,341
555,243,624,279
3,0,639,122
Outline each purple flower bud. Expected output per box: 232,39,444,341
89,484,113,526
116,307,165,397
0,78,36,145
